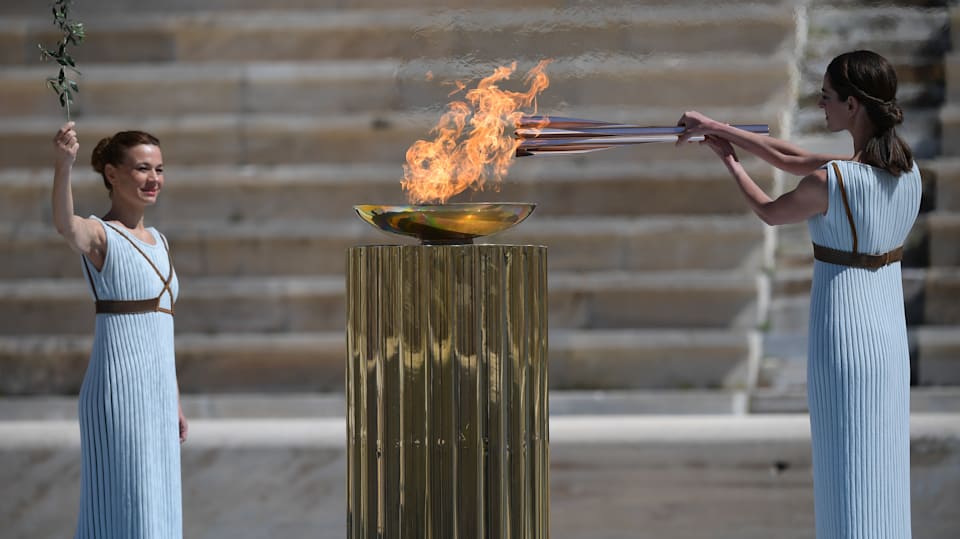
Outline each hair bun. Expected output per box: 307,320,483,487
90,136,114,174
885,101,904,126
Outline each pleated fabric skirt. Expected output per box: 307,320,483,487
75,312,182,538
807,261,912,539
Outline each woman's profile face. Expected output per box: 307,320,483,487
818,74,848,133
106,144,164,206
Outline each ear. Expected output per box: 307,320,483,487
104,163,118,187
846,95,860,116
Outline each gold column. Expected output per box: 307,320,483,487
347,244,549,539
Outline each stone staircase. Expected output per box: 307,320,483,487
3,2,960,538
0,0,798,397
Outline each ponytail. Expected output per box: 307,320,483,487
826,50,913,176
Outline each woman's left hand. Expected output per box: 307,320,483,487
178,404,188,444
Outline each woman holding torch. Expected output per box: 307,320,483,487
677,50,921,538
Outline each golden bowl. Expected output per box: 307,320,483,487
354,202,536,244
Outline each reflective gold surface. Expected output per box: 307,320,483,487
347,245,549,538
353,203,536,244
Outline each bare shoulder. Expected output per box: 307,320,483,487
803,168,829,185
67,216,109,267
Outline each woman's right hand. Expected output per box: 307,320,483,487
53,121,79,168
701,134,740,163
676,111,724,145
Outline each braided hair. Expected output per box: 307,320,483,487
826,50,913,176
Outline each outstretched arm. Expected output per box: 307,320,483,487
52,122,106,267
701,135,828,226
677,111,847,177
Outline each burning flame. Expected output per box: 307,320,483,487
402,60,551,204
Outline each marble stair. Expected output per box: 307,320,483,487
0,0,800,396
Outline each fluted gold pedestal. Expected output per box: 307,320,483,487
346,244,549,539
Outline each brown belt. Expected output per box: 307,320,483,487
812,243,903,269
96,298,174,315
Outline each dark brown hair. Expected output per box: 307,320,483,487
826,50,913,176
90,131,161,192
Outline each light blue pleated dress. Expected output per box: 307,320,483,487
806,160,922,538
75,216,182,538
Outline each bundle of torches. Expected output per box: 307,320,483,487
401,61,768,206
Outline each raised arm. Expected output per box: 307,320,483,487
701,135,828,226
52,122,107,268
677,111,847,177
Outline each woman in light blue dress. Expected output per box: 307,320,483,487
52,121,187,538
677,50,921,538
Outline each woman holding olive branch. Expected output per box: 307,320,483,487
54,122,186,538
43,2,186,537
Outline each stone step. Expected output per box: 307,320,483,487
0,271,761,335
0,390,760,421
769,267,934,328
927,267,960,325
928,212,960,267
0,55,792,118
2,414,957,539
794,106,940,159
0,329,756,395
953,4,960,54
0,215,766,278
759,325,960,393
750,386,960,414
6,386,959,422
2,6,795,65
804,5,949,64
925,157,960,212
773,266,960,331
914,326,960,386
943,51,960,104
0,160,776,224
801,6,948,102
0,0,790,16
938,104,960,157
0,105,785,168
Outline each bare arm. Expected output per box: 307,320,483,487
677,111,847,177
52,122,107,268
702,136,828,226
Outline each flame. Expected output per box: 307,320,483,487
402,60,551,204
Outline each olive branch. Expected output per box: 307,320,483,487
38,0,85,120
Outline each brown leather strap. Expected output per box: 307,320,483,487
831,162,858,253
84,222,176,316
101,222,170,281
97,298,159,314
813,243,903,269
81,256,100,302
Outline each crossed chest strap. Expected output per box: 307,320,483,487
82,223,176,315
811,162,903,270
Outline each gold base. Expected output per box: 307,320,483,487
347,245,549,538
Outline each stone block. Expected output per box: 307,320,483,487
915,326,960,386
925,268,960,325
27,26,177,64
0,26,26,65
549,330,752,390
0,118,245,168
939,105,960,158
549,272,760,329
928,213,960,267
1,415,957,539
0,160,775,229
